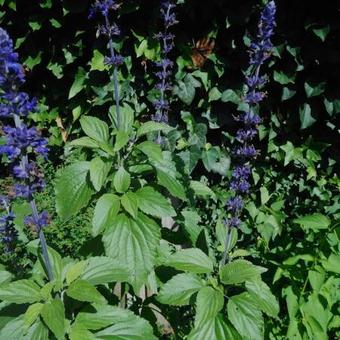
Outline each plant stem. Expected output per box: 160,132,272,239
221,229,232,266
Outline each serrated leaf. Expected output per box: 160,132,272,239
89,157,110,191
293,213,330,230
0,279,41,304
114,131,129,151
137,121,173,137
66,261,87,285
67,280,106,304
135,186,176,218
188,314,241,340
24,303,43,328
182,210,202,245
41,299,65,340
166,248,213,274
92,194,120,236
102,213,160,292
113,166,131,193
220,260,265,285
75,305,155,339
136,141,163,162
81,256,129,285
55,162,94,221
195,287,224,326
228,293,263,340
157,273,204,306
80,116,109,143
121,191,139,218
156,168,186,200
190,180,216,200
245,280,279,317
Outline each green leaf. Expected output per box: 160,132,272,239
81,256,129,285
135,186,176,218
92,194,120,236
136,141,163,162
195,287,224,326
89,157,111,191
0,267,13,285
113,166,131,193
312,26,330,41
114,131,129,151
24,303,43,328
90,49,105,71
273,70,295,85
69,67,86,99
220,260,265,285
202,147,230,175
26,319,49,340
41,299,65,340
66,261,87,285
55,162,94,221
166,248,214,274
121,191,139,218
228,293,264,340
182,210,202,245
67,280,106,304
299,103,316,130
293,213,330,231
69,137,99,149
0,279,41,304
190,181,216,200
102,213,161,292
0,316,25,339
221,89,240,104
281,87,296,101
80,116,109,143
137,121,173,137
245,280,279,317
321,254,340,274
304,81,326,98
75,305,155,339
173,74,200,105
157,273,205,306
156,168,186,200
208,87,222,102
188,314,242,340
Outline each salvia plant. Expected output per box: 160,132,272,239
4,1,327,339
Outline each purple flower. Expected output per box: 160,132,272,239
89,0,120,18
234,145,257,159
226,196,244,213
230,179,250,193
24,210,50,231
0,212,17,252
235,112,262,126
245,91,265,104
224,216,241,228
232,165,251,180
104,55,124,66
236,128,258,142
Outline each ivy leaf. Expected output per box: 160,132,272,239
281,87,296,101
135,186,176,218
41,299,65,340
66,280,107,304
304,82,326,98
80,256,129,285
173,74,200,105
80,116,109,143
90,49,105,71
157,273,205,306
195,287,224,326
293,213,330,231
55,161,94,221
102,213,161,292
299,103,316,129
69,67,86,99
227,293,264,340
92,194,120,236
166,248,214,274
245,280,279,318
312,26,330,42
0,279,41,304
273,70,295,85
221,89,240,104
220,260,265,285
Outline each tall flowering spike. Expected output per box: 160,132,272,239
0,27,53,280
224,2,276,234
152,0,178,126
89,0,123,129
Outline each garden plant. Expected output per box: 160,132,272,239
0,0,339,339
